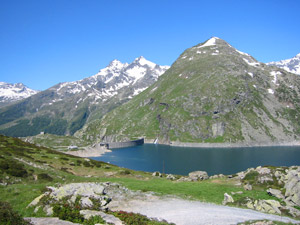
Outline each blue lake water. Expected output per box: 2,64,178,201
91,144,300,176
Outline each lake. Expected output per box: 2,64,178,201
91,144,300,176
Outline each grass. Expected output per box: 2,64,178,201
0,134,299,224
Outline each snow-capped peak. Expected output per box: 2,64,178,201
0,82,39,106
198,37,220,48
133,56,156,68
267,53,300,75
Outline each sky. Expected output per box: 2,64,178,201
1,0,300,91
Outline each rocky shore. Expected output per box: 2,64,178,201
145,139,300,148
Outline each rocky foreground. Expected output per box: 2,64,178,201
25,166,300,225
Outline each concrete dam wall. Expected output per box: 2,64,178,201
102,138,144,149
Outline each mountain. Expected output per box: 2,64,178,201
0,82,39,107
0,57,169,137
76,37,300,145
267,53,300,75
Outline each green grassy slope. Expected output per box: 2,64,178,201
77,38,300,144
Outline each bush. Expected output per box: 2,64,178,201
38,173,53,181
0,159,28,177
53,203,84,223
111,210,174,225
243,171,259,183
0,201,32,225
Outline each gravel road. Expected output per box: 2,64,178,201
111,197,300,225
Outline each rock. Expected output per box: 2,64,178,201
188,171,208,181
231,191,243,195
237,171,246,180
212,122,225,137
283,206,300,217
44,205,53,216
243,183,252,191
49,183,106,201
284,167,300,206
258,175,273,184
222,193,234,205
166,174,176,180
25,217,81,225
257,200,282,214
80,197,93,208
80,210,123,225
34,206,40,213
152,171,162,177
267,188,284,200
256,167,271,175
247,199,282,215
177,177,192,182
27,194,45,208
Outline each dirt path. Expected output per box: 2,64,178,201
110,196,300,225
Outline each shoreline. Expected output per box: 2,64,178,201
144,139,300,148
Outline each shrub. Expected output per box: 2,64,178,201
83,215,106,225
111,210,174,225
53,203,84,223
243,171,259,183
38,173,53,181
0,201,32,225
119,170,131,175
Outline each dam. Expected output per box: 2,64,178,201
100,138,144,149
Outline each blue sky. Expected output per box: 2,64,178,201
1,0,300,90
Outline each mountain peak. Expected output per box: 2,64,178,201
267,53,300,75
133,56,156,68
108,59,124,68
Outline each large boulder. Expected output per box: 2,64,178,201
246,199,282,215
267,188,284,200
284,167,300,206
188,171,209,181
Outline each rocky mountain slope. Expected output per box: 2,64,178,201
0,57,169,137
0,82,39,107
267,53,300,75
77,37,300,145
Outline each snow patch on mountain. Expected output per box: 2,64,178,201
267,53,300,75
0,82,39,105
197,37,219,48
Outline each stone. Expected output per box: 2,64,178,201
166,174,176,180
80,210,123,225
80,197,93,208
152,171,162,177
177,177,192,182
254,200,282,215
231,191,243,195
267,188,284,200
222,193,234,205
27,194,45,208
49,183,106,201
243,183,252,191
284,167,300,206
256,167,271,175
237,171,246,180
258,175,273,184
44,205,53,216
188,171,208,181
283,206,300,217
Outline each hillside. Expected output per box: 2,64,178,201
77,37,300,145
0,57,169,137
0,135,299,224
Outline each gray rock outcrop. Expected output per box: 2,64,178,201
188,171,209,181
